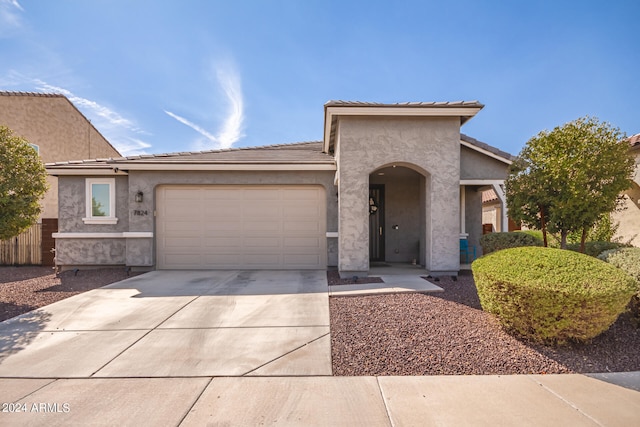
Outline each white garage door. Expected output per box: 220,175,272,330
156,185,326,269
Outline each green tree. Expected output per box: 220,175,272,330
506,117,635,251
0,126,49,240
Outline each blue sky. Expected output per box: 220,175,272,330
0,0,638,157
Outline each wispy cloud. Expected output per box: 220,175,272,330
32,79,152,156
165,63,245,150
0,0,24,36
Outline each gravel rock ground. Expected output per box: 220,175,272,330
0,267,139,322
330,271,640,376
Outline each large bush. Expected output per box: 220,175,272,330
598,247,640,326
566,241,631,258
472,246,637,345
479,231,542,255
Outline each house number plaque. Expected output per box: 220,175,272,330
133,210,148,216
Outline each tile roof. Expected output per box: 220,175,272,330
460,134,515,161
482,189,498,203
628,133,640,149
325,100,484,108
0,91,65,98
47,141,333,167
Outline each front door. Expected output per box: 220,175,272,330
369,185,385,262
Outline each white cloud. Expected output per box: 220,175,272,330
0,0,24,36
165,63,245,150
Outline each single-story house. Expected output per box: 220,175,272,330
0,91,121,265
46,101,513,277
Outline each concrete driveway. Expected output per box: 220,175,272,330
0,270,331,378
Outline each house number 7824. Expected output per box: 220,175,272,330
133,210,148,216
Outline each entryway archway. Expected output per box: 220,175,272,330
369,164,427,266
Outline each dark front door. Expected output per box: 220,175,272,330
369,185,385,262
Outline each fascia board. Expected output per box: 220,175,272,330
106,163,337,171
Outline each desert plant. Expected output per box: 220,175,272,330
472,246,637,345
566,241,631,258
598,247,640,326
479,231,542,255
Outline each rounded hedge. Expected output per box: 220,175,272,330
598,247,640,327
472,246,637,345
479,231,542,255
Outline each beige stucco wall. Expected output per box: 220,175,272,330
336,116,461,276
0,94,120,219
613,150,640,246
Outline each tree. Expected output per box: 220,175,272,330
506,116,635,251
0,126,49,240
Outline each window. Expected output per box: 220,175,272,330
29,143,40,154
83,178,118,224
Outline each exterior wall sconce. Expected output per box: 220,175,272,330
135,191,144,203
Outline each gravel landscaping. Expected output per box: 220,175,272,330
330,271,640,376
0,266,139,322
3,266,638,376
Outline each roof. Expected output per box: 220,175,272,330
628,133,640,150
323,100,484,154
325,100,484,108
0,91,67,98
46,141,336,174
482,189,499,203
460,134,515,162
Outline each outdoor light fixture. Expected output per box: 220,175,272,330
135,191,144,203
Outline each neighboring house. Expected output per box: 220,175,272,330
0,91,121,265
481,188,520,234
46,100,513,277
613,133,640,246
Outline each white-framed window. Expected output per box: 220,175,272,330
29,143,40,154
83,178,118,224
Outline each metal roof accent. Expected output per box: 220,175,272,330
325,100,484,108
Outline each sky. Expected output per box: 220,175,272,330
0,0,638,157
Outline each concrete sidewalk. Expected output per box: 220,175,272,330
0,269,639,426
2,374,639,426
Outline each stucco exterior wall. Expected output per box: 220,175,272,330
55,170,337,268
0,94,120,219
460,145,510,180
336,116,461,276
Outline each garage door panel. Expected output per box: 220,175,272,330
157,185,326,269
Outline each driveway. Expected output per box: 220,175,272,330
0,270,331,378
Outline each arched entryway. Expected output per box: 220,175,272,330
369,164,428,267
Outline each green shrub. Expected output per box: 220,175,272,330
479,231,543,255
598,247,640,326
472,246,637,345
566,241,631,257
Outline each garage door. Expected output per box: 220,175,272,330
156,185,326,269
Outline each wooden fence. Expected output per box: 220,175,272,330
0,223,42,265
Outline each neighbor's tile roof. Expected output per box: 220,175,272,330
628,133,640,149
482,189,499,203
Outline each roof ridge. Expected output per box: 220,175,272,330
325,100,483,107
0,90,66,98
